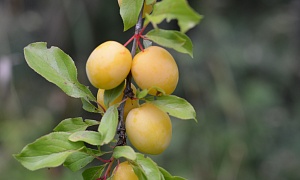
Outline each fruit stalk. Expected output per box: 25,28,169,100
116,2,145,146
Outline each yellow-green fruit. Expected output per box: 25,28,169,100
126,103,172,155
131,46,179,95
86,41,132,89
97,84,138,117
118,0,156,18
112,161,138,180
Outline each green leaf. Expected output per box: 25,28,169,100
24,42,95,101
113,146,136,160
64,151,94,172
159,167,173,178
53,117,99,133
146,95,197,122
69,131,103,146
146,29,193,57
14,132,84,171
136,89,149,99
120,0,143,31
149,86,166,95
81,98,102,113
98,105,118,144
159,167,187,180
137,86,166,98
82,165,105,180
135,153,161,179
104,81,125,108
145,0,203,33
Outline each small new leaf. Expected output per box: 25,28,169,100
53,117,99,133
82,165,105,180
24,42,95,101
149,86,166,95
69,131,103,146
98,105,118,144
81,98,102,113
145,0,203,33
136,89,149,99
14,132,84,171
104,81,125,108
113,146,137,160
146,95,197,122
146,29,194,57
120,0,144,31
137,86,166,99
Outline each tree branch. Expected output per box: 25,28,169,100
117,5,144,146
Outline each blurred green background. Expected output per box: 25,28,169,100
1,0,299,179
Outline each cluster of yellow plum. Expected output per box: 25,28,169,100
86,40,178,155
86,41,178,154
86,39,178,178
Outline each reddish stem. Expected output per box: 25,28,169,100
124,24,148,51
124,35,135,47
137,40,144,51
95,156,112,163
102,158,115,180
140,26,147,35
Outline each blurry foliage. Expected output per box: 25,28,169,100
0,0,300,179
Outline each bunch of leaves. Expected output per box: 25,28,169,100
14,0,201,179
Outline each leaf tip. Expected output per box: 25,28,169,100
194,118,198,123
